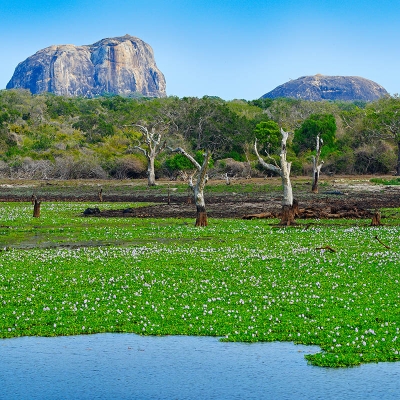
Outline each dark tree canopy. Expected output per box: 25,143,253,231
292,114,337,156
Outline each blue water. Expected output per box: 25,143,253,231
0,334,399,399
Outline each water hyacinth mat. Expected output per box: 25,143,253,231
0,202,399,367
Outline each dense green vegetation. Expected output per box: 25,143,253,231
370,177,400,185
0,89,399,180
0,201,399,368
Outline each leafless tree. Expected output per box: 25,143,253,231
254,128,297,225
311,133,324,193
169,146,211,226
132,124,167,186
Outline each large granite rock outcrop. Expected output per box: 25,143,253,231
262,74,388,101
6,35,166,97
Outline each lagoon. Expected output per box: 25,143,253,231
1,334,399,399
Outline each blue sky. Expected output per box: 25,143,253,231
1,0,399,100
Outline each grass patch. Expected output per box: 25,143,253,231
370,177,400,185
0,202,399,368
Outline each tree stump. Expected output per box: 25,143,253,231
371,211,382,226
280,205,295,226
33,198,41,218
195,206,208,227
279,199,299,226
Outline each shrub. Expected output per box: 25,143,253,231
53,155,108,179
106,155,147,179
354,142,396,174
214,158,252,178
164,154,194,172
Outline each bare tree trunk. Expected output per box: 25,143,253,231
280,150,293,207
147,155,156,186
280,199,299,226
193,155,210,226
311,170,319,193
397,141,400,176
169,147,210,227
255,128,296,225
195,201,208,227
312,134,324,193
132,125,166,186
281,205,295,226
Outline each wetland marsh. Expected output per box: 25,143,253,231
1,180,399,368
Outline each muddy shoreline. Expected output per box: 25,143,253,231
1,177,399,219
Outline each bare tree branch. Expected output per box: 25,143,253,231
254,139,282,176
168,146,202,170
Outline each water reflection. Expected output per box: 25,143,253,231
0,334,399,399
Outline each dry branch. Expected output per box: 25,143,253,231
374,235,390,249
315,245,336,253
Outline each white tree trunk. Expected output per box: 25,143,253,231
255,128,295,225
169,146,210,226
281,156,293,206
133,124,166,187
147,155,156,186
311,134,324,193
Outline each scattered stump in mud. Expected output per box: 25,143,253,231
279,200,299,226
371,211,382,226
195,207,208,227
33,196,41,218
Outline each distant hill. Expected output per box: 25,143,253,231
6,35,166,98
261,74,388,101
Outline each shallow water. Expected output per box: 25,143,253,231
0,334,399,399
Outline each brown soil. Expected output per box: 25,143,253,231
2,177,399,220
93,184,400,220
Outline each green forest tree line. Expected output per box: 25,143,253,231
0,89,399,180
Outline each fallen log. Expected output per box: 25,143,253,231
315,245,336,253
242,212,274,220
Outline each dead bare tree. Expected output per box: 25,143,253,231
132,124,167,186
311,133,324,193
169,147,211,226
255,128,297,225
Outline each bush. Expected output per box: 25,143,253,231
106,156,147,179
354,142,396,174
53,156,108,179
6,157,53,179
0,160,9,178
214,158,252,178
164,153,193,172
